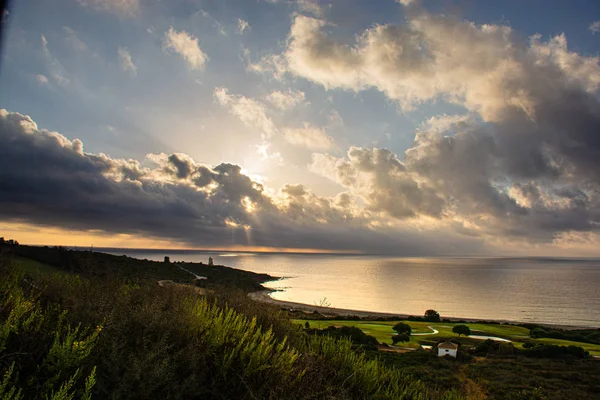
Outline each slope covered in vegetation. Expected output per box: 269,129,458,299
0,244,462,400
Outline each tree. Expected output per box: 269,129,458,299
452,324,471,337
392,322,411,336
392,333,410,345
424,309,441,322
304,321,310,329
164,256,170,263
208,257,214,266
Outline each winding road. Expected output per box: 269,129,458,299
411,326,439,336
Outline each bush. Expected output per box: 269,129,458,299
452,325,471,337
0,262,98,399
393,322,412,335
521,344,589,359
1,253,466,400
392,333,410,344
424,309,441,322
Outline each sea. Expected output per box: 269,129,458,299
99,249,600,328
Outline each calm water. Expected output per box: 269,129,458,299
102,249,600,328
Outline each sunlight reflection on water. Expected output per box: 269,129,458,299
106,251,600,327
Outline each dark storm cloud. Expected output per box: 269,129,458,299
0,109,482,254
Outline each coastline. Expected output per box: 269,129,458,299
248,290,595,330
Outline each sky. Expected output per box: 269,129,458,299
1,0,600,255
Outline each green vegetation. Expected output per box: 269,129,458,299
424,309,441,322
291,319,600,356
0,243,463,399
530,325,600,345
392,333,410,344
2,239,599,399
6,244,273,291
375,350,600,400
305,325,379,350
452,325,471,337
393,322,412,335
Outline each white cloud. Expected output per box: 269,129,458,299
247,53,288,80
41,35,71,86
118,47,137,76
396,0,417,5
310,147,444,218
296,0,323,17
163,27,207,70
264,89,306,109
63,27,88,52
76,0,139,17
36,74,49,84
282,13,600,122
283,123,334,150
590,21,600,34
214,87,277,138
529,33,600,93
416,114,474,141
237,19,250,34
327,109,344,128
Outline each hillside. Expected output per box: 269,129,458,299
1,241,599,399
0,242,461,399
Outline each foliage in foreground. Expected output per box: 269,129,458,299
0,255,463,400
0,266,98,399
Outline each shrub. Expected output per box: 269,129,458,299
0,262,98,399
393,322,412,335
452,325,471,337
392,333,410,344
424,309,441,322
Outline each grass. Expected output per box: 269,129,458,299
1,252,464,399
293,319,600,356
11,255,62,275
373,350,600,400
534,337,600,356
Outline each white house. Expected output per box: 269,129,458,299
437,341,458,358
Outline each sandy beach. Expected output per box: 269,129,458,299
248,290,593,330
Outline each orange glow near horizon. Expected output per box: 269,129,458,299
0,221,361,254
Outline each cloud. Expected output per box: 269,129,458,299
237,18,250,34
36,74,49,84
590,21,600,34
282,13,600,120
163,27,207,70
283,123,334,150
0,109,487,255
311,147,445,219
41,35,71,86
76,0,139,17
295,0,323,17
287,10,600,244
264,89,306,109
118,47,137,76
396,0,417,5
247,53,288,80
7,8,600,255
214,87,277,139
63,27,88,52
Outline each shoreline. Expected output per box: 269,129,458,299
248,290,597,330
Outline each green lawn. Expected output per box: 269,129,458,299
12,256,63,275
293,319,600,356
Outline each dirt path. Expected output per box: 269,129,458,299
411,326,439,335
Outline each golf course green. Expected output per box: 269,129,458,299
293,319,600,356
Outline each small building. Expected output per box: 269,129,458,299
437,341,458,358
